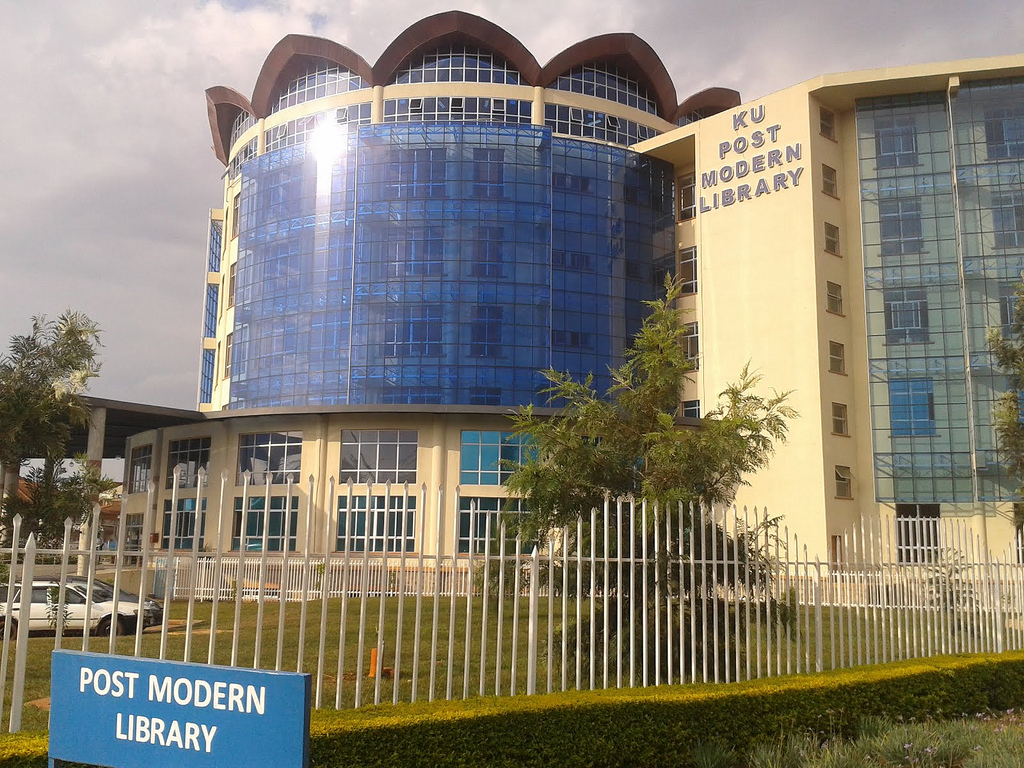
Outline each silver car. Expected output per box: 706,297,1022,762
0,579,162,636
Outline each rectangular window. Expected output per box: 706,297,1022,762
470,306,503,357
824,222,841,255
460,431,533,485
385,147,447,198
471,227,504,278
895,503,940,563
985,104,1024,160
162,498,206,549
679,247,697,294
1001,286,1019,329
822,164,838,197
875,115,918,167
884,288,929,343
684,322,699,369
233,495,298,551
383,304,442,356
993,191,1024,249
678,172,696,220
472,147,504,198
237,432,303,486
819,107,835,140
879,198,924,256
682,399,700,419
340,430,417,484
831,403,849,436
227,262,237,308
552,330,592,349
458,497,529,554
128,445,153,495
834,465,852,499
826,281,844,315
231,194,240,239
828,341,845,374
224,332,233,379
165,437,211,489
889,378,936,436
385,226,443,277
336,494,416,553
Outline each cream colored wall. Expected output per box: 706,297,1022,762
123,412,520,557
685,85,832,555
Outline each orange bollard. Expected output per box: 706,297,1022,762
369,647,378,678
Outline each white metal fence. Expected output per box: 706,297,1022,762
1,476,1024,733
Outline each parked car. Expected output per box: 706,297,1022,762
0,579,162,636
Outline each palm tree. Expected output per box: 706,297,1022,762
0,312,102,520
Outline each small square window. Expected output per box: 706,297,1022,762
682,399,700,418
824,222,841,255
822,165,838,197
835,466,852,499
831,403,849,436
828,341,846,374
826,281,843,315
683,322,699,369
569,107,583,123
820,107,836,140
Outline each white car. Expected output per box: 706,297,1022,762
0,579,162,636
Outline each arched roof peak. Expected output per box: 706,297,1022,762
674,87,742,124
540,33,677,118
206,86,255,166
250,34,373,117
373,10,541,85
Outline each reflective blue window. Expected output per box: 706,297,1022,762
383,96,532,124
457,497,529,553
545,104,660,146
336,495,416,552
889,379,936,436
162,498,206,550
552,63,658,115
270,63,368,115
232,495,298,551
208,219,222,272
199,349,215,404
230,124,673,408
392,46,519,85
460,431,533,485
230,110,256,150
203,285,219,338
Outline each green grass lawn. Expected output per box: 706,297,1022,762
0,589,1007,734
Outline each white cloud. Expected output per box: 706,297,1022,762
1,0,1020,410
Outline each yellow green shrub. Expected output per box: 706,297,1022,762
7,652,1024,767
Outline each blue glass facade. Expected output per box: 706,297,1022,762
230,123,673,408
858,78,1024,503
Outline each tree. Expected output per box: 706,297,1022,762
502,279,796,677
505,279,796,537
0,312,102,517
1,456,116,548
987,280,1024,530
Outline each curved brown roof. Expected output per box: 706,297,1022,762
206,86,255,166
250,34,374,118
372,10,541,85
674,87,742,124
539,34,677,118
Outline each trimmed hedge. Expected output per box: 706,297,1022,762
6,652,1024,767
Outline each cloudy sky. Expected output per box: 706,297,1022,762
1,0,1021,411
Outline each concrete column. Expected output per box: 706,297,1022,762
371,85,385,124
531,86,545,126
315,415,331,553
78,406,106,574
256,117,266,155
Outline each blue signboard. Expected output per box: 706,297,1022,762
49,651,310,768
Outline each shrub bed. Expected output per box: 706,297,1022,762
7,652,1024,767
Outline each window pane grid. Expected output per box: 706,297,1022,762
270,63,368,115
392,46,520,85
237,432,303,485
336,495,416,552
340,430,417,484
